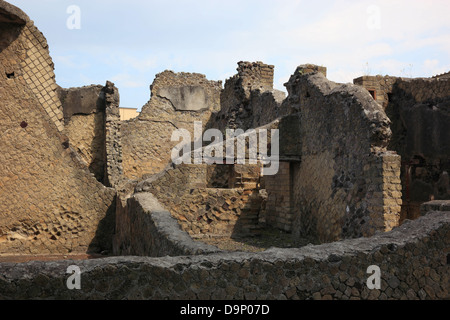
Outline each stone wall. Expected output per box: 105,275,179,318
134,163,264,237
58,85,107,182
0,3,64,132
103,81,124,188
122,63,404,242
120,71,222,180
0,2,116,255
433,71,450,80
388,78,450,222
420,200,450,215
56,82,125,188
388,77,450,161
113,192,220,257
0,211,447,300
0,2,448,301
261,114,302,233
353,75,398,109
208,61,285,132
354,75,450,223
264,161,295,232
247,88,286,129
237,61,275,93
285,67,402,243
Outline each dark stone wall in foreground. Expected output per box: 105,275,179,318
0,211,447,300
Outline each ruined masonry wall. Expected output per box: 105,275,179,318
0,211,447,300
103,81,124,188
120,71,222,180
59,85,107,182
389,78,450,222
353,75,450,222
0,18,63,132
353,75,398,109
133,164,264,237
353,75,450,110
64,112,106,181
0,5,116,254
286,69,402,243
20,21,63,131
237,61,274,94
395,77,450,103
389,77,450,160
210,61,283,132
113,192,219,257
264,162,294,232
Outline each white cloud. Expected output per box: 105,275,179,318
328,69,362,84
424,59,440,70
119,55,158,71
422,59,450,77
377,59,414,77
54,55,77,68
395,34,450,56
54,55,90,69
110,73,147,89
7,0,449,109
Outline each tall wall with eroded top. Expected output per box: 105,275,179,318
208,61,286,132
120,71,222,180
0,1,116,255
284,66,402,243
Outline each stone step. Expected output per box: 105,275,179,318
234,182,259,190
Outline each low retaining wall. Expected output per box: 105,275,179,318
112,192,220,257
0,211,448,300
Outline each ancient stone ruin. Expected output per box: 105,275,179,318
0,1,448,300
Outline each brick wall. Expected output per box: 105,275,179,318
209,61,286,132
264,161,294,232
237,61,274,94
353,75,398,109
362,152,403,235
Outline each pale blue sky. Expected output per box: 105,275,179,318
7,0,450,110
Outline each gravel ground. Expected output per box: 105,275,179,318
194,228,314,252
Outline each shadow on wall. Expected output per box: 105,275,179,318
91,110,106,182
0,23,20,52
0,2,28,79
87,195,117,255
229,189,263,240
386,81,450,222
0,23,21,82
